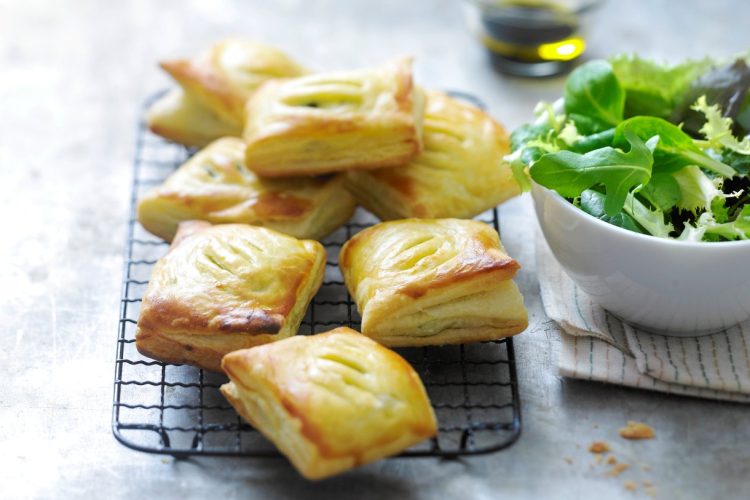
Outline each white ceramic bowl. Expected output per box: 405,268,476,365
531,183,750,335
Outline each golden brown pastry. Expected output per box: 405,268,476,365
220,327,437,480
137,137,356,242
160,39,309,127
346,90,520,220
135,221,325,371
242,57,425,177
146,88,242,148
147,39,308,146
339,218,528,346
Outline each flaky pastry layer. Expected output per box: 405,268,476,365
346,90,520,220
339,218,528,346
160,38,308,127
137,137,355,242
242,57,425,176
220,327,437,479
135,221,325,371
146,89,242,148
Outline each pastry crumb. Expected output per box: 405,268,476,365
642,464,652,472
607,463,630,477
619,421,655,440
594,454,604,465
645,485,657,497
607,455,617,465
643,480,653,487
624,480,637,491
564,456,573,465
589,441,611,453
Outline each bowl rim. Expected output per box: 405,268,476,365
531,181,750,250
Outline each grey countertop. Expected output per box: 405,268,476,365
1,0,749,498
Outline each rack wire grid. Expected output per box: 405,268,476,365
112,90,522,459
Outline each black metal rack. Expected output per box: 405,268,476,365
112,91,522,459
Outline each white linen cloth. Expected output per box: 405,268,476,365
536,231,750,403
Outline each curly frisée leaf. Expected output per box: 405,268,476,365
534,100,566,131
710,195,730,223
672,165,723,212
699,205,750,240
509,122,556,166
558,121,583,146
510,123,551,152
514,53,750,242
674,59,750,137
691,96,750,154
530,130,653,216
507,122,557,192
504,149,532,193
622,192,674,237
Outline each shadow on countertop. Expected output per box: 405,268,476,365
161,454,474,499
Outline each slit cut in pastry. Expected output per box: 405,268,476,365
137,137,356,242
339,218,528,346
160,38,309,127
220,327,437,480
346,90,520,220
242,57,425,177
135,221,325,371
147,39,308,146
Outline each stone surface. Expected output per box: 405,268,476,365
1,0,748,498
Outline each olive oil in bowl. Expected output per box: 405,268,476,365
467,0,599,77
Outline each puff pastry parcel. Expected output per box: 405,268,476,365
243,57,425,177
137,138,356,242
148,39,307,146
135,221,325,371
146,88,242,148
340,219,528,346
346,90,520,220
221,327,437,480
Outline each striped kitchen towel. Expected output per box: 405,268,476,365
536,231,750,403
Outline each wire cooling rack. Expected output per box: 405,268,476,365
112,91,522,459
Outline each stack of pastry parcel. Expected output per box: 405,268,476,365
136,39,528,480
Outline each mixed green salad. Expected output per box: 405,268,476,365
509,54,750,242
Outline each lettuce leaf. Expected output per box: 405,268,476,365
529,131,654,215
564,60,625,133
514,53,750,242
673,58,750,136
579,189,644,234
613,116,736,177
609,54,712,119
722,149,750,175
570,128,615,153
638,173,681,211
